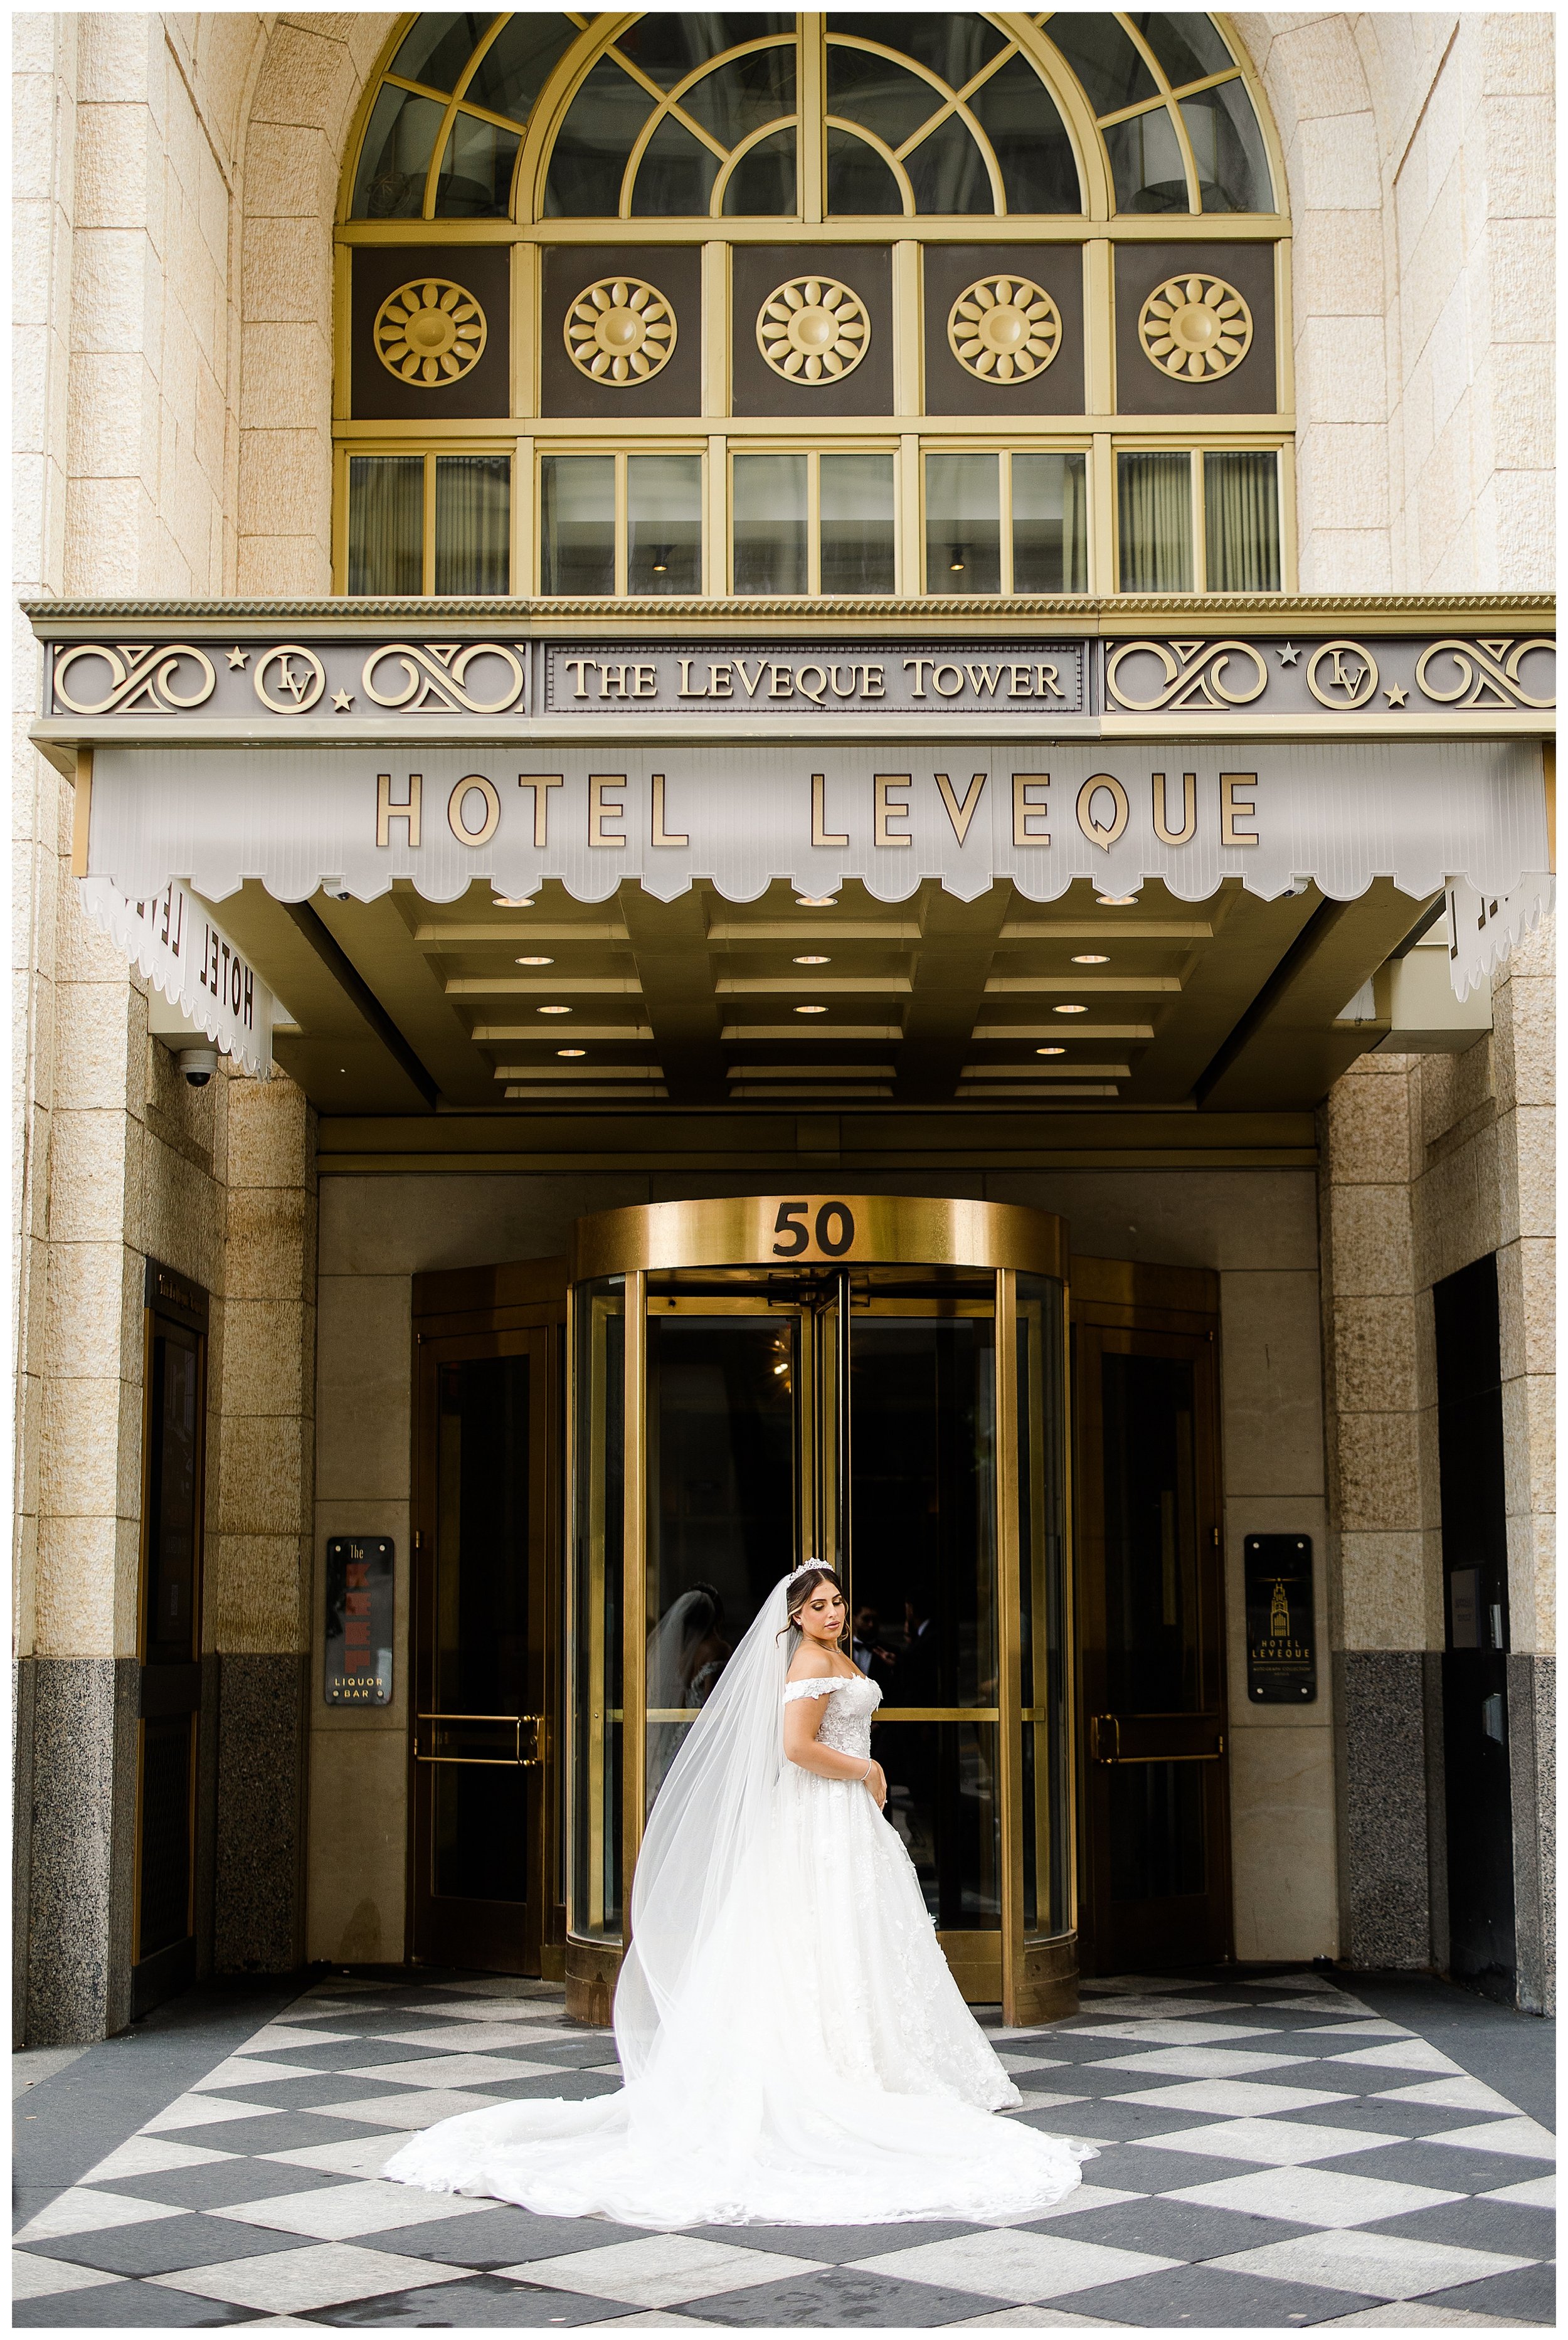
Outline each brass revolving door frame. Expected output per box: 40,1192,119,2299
564,1194,1077,2030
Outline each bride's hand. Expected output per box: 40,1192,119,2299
864,1760,887,1811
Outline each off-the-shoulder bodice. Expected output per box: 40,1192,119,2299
783,1670,882,1759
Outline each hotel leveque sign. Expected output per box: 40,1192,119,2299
28,606,1554,989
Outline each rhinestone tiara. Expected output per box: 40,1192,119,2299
787,1559,838,1587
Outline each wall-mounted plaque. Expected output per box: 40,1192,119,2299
1244,1533,1316,1703
324,1535,394,1706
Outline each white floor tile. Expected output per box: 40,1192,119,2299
338,2051,559,2089
1481,2173,1554,2208
1168,2168,1466,2228
1311,2021,1414,2038
1426,2118,1556,2161
1318,2304,1544,2327
856,2231,1179,2304
306,2087,501,2128
951,2312,1133,2329
150,2241,469,2312
499,2235,826,2309
1110,2078,1352,2116
11,2251,124,2300
14,2186,190,2242
398,1999,559,2023
1327,2041,1465,2075
143,2090,287,2132
999,2051,1071,2071
1064,2019,1279,2045
379,2023,573,2052
234,2025,357,2053
1376,2077,1522,2115
78,2134,236,2183
191,2055,323,2093
262,2132,420,2178
1261,1994,1368,2013
1081,1976,1213,1996
1025,2185,1148,2220
1139,2115,1402,2164
584,2316,718,2328
1088,2047,1311,2078
1208,2230,1534,2302
1005,2090,1091,2112
215,2176,492,2240
1065,1998,1254,2021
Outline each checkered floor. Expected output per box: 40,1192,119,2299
13,1968,1554,2328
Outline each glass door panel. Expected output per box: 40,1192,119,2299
851,1311,1001,1967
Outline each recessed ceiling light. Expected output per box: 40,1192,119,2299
557,1047,586,1058
1072,953,1109,965
1036,1046,1066,1056
795,894,837,907
1055,1003,1088,1015
495,894,535,908
1096,892,1136,906
516,955,554,966
538,1004,571,1015
795,1003,828,1015
793,954,830,965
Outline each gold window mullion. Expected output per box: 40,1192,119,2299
1191,448,1205,595
807,450,822,596
1091,433,1115,595
897,431,920,596
422,453,437,595
799,14,825,224
514,435,534,595
615,452,628,598
999,449,1014,597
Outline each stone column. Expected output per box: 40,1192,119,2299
209,1071,317,1973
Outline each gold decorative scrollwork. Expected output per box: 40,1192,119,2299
1105,637,1268,712
374,278,487,385
947,277,1061,383
362,641,527,716
1416,637,1555,711
1138,274,1253,381
565,278,676,384
53,642,216,717
254,645,327,714
1305,640,1379,710
757,276,869,383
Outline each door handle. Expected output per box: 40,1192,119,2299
1092,1713,1224,1764
415,1712,543,1767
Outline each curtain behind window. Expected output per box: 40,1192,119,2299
348,456,422,594
1118,452,1192,591
435,456,511,595
1204,451,1280,591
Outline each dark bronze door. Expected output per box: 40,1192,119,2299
411,1262,564,1973
1073,1261,1229,1974
133,1262,209,2018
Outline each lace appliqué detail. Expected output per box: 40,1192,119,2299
782,1678,841,1703
783,1672,882,1759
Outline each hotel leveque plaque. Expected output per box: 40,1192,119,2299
1244,1533,1317,1703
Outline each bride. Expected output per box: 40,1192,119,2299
384,1562,1091,2228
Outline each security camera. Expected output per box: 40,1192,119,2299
176,1046,218,1088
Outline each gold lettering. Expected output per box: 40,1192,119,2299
632,663,657,697
650,773,688,849
517,774,563,848
874,775,913,849
812,773,849,849
1221,772,1259,847
1012,774,1050,846
677,658,706,697
1152,771,1197,847
376,771,421,848
589,775,627,848
935,772,987,845
1078,774,1129,851
448,774,501,847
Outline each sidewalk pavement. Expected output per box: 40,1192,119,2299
12,1965,1554,2329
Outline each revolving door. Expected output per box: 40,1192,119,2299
564,1195,1076,2028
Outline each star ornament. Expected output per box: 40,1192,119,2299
1384,684,1409,706
226,647,249,670
1276,642,1300,665
331,689,355,711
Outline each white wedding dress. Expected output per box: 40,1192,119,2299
385,1577,1091,2229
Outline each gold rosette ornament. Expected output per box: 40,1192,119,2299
1138,274,1253,381
565,278,677,384
948,277,1061,383
757,277,869,383
374,279,487,385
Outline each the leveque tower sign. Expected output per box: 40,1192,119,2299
13,12,1555,2060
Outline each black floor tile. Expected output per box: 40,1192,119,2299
105,2161,360,2213
1267,2097,1477,2139
1030,2194,1312,2262
1062,2260,1379,2326
346,2206,653,2266
682,2266,1002,2326
309,2276,613,2327
14,2277,258,2327
464,2071,622,2104
1042,2097,1234,2144
1361,2194,1557,2258
223,2075,438,2114
20,2214,309,2278
1067,2141,1257,2193
689,2219,973,2263
157,2113,408,2157
1418,2262,1559,2324
1320,2138,1557,2194
244,2038,467,2072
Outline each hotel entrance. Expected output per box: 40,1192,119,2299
563,1196,1075,2028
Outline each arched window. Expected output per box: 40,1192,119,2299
337,13,1290,601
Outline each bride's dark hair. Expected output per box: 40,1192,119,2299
782,1564,849,1648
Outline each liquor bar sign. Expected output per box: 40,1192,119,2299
324,1535,394,1706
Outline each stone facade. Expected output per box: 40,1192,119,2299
10,11,1555,2040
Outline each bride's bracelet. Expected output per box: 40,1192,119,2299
859,1757,874,1782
